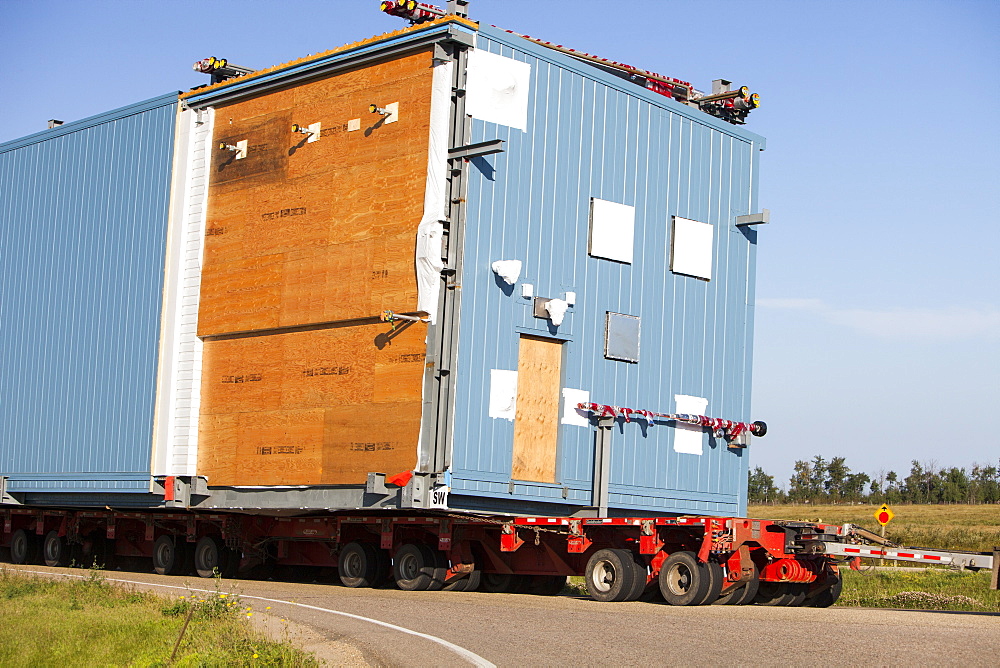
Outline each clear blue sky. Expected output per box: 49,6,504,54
2,0,997,488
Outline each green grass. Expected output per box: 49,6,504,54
749,503,1000,552
0,567,317,667
840,568,1000,612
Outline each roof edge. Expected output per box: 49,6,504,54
181,15,478,103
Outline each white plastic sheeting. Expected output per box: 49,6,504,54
488,369,518,420
415,61,454,323
544,298,569,326
491,259,522,285
465,48,531,131
588,198,635,264
673,394,708,455
670,216,714,280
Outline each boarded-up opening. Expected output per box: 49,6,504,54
512,335,563,483
197,320,426,486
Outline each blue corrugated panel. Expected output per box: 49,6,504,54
0,93,178,496
449,27,765,516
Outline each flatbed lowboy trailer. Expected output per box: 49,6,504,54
3,506,995,605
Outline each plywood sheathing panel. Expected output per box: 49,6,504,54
198,320,426,486
512,336,563,483
199,50,435,337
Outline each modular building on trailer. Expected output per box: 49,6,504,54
4,4,997,607
1,15,766,518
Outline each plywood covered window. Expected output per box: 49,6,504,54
511,335,563,483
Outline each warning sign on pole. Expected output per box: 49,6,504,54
874,503,895,526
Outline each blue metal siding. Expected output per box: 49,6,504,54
0,93,178,495
450,28,763,516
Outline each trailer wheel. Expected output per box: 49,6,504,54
444,569,482,592
479,572,529,593
10,529,39,565
754,581,807,606
659,551,711,606
152,535,186,576
585,548,644,602
714,563,759,605
194,536,236,578
43,530,70,567
393,543,446,591
696,560,725,605
338,542,388,588
526,575,567,596
805,573,843,608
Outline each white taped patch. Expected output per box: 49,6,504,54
384,102,399,124
465,49,531,131
561,388,590,427
489,370,518,420
306,122,321,143
589,198,635,263
673,394,708,455
671,216,714,280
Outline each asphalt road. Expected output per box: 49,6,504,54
10,565,1000,666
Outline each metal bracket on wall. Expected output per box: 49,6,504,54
0,477,22,505
448,139,505,160
154,476,210,509
735,209,769,226
401,471,448,509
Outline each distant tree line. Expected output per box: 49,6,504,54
748,457,1000,505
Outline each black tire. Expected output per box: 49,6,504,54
659,551,711,606
444,569,482,592
338,542,386,588
43,530,70,567
526,575,567,596
640,581,664,602
152,535,186,576
696,560,724,605
479,572,528,593
393,543,446,591
805,572,843,608
81,533,113,570
11,529,38,565
585,548,644,602
754,581,808,606
714,563,760,605
194,536,235,578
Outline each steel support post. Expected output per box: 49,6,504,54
592,417,614,516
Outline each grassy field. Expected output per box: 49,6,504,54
748,503,1000,552
0,567,316,667
841,569,999,612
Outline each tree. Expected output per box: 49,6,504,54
825,457,850,502
748,467,782,504
788,460,813,503
810,456,829,502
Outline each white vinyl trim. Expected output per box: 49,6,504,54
151,107,212,477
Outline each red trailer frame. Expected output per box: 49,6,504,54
2,505,878,606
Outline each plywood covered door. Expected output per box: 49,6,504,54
512,335,563,483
